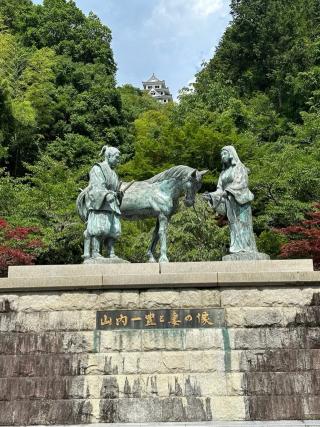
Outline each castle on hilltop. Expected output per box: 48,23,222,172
142,73,173,104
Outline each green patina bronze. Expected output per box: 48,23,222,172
77,147,207,263
77,146,123,262
203,145,269,261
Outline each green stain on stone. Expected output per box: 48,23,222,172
222,327,231,372
93,330,101,353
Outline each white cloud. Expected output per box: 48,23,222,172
147,0,227,31
155,0,225,20
191,0,224,17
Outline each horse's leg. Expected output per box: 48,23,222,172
147,219,159,263
158,213,169,263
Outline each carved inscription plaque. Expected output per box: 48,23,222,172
97,308,225,330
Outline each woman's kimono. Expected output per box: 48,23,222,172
209,162,257,254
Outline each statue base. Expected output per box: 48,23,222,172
83,256,130,264
222,251,270,261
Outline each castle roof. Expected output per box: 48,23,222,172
142,73,173,102
143,73,164,84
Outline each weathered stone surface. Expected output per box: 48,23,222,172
82,373,229,399
226,307,298,327
0,354,85,377
226,372,244,395
142,329,186,351
141,328,224,352
95,292,122,310
212,396,246,420
229,327,307,350
0,296,17,312
239,349,312,372
160,259,314,274
120,291,140,309
222,252,270,261
244,371,311,395
0,399,93,425
140,290,180,308
0,376,87,400
0,331,95,355
99,396,213,423
17,293,96,312
218,271,320,287
179,289,203,307
200,289,221,307
8,262,159,278
247,396,304,420
103,272,219,288
99,330,142,352
0,275,103,292
304,396,320,418
2,273,320,424
184,328,224,350
221,288,315,307
0,310,96,332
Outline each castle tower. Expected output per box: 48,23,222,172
142,73,173,104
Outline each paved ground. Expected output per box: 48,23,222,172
23,421,320,427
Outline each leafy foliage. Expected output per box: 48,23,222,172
117,198,229,263
0,0,124,176
0,0,320,269
276,204,320,269
0,218,43,276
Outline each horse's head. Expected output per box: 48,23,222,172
184,169,208,207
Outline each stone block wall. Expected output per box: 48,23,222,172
1,286,320,424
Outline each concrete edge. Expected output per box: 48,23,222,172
8,259,314,279
0,270,320,293
10,421,320,427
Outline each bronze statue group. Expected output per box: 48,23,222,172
77,145,268,263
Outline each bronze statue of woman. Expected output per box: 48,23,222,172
203,145,269,260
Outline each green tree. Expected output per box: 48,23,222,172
197,0,320,119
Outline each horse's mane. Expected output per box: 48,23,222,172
146,165,194,184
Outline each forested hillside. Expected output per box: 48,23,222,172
0,0,319,272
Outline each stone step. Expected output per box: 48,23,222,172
8,259,314,279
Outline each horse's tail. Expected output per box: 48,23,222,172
76,186,90,222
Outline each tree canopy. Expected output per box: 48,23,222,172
1,0,320,269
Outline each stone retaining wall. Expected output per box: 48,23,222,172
1,266,320,425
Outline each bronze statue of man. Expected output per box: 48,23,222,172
77,146,123,262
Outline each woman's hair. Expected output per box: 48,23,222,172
221,145,249,172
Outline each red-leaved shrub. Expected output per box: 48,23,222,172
277,203,320,270
0,220,43,276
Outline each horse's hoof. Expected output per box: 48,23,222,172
148,257,157,263
92,253,105,260
159,257,169,263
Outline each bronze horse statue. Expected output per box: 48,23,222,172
77,165,207,262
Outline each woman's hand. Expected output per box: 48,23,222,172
106,191,116,202
202,192,211,201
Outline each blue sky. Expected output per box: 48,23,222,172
33,0,231,99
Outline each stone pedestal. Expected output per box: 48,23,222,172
222,251,270,261
1,259,319,426
83,256,130,264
